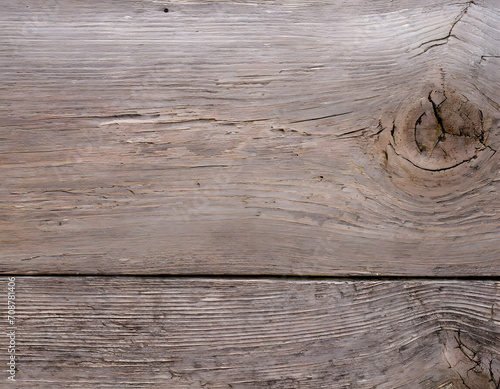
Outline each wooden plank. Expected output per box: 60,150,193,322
1,277,499,388
1,0,499,275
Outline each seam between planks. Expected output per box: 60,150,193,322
3,274,500,281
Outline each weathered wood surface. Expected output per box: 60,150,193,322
0,277,498,388
1,0,499,275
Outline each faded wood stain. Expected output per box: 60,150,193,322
0,0,499,387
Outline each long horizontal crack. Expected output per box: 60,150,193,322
290,111,352,124
480,55,500,63
2,273,500,281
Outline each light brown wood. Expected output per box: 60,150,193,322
2,2,499,387
0,277,498,388
1,0,499,275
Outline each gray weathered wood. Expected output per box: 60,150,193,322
1,0,499,275
2,277,499,388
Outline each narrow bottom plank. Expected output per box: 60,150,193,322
2,277,500,388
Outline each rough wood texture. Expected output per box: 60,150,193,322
0,277,498,388
1,0,499,275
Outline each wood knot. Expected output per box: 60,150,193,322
377,89,498,194
391,90,487,172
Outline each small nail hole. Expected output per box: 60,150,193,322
164,8,169,13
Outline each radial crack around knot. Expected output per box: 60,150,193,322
391,90,487,172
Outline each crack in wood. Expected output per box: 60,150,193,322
414,1,474,56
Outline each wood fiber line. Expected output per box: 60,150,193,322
0,0,499,275
1,277,499,388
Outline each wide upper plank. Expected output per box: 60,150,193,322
2,277,499,388
1,0,499,275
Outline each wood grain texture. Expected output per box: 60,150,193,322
1,0,499,275
1,277,499,388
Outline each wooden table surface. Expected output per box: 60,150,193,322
1,0,499,387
